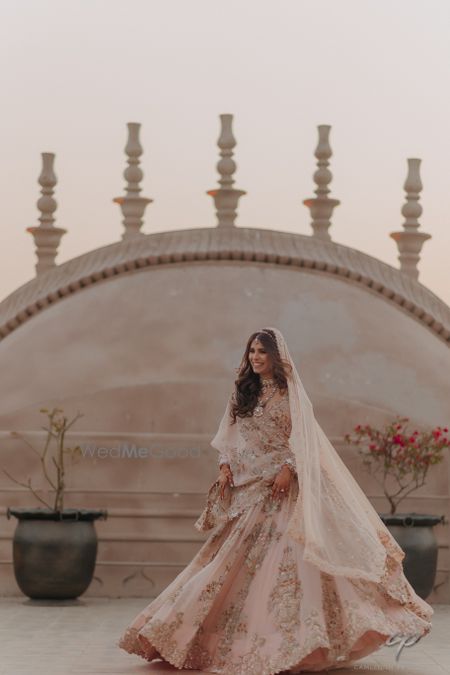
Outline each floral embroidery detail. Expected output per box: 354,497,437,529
239,394,291,449
182,626,213,669
193,562,234,627
138,612,186,667
267,545,302,653
320,571,349,660
234,392,297,480
213,519,280,669
117,625,160,662
167,583,184,605
220,633,268,675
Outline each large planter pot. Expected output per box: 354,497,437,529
6,507,107,600
379,512,444,600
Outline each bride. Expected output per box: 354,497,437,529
117,327,433,673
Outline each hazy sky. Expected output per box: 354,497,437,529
1,0,449,305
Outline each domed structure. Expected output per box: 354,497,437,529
0,118,448,601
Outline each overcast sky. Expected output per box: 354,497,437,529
1,0,449,305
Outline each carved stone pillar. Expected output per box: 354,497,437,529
390,158,431,280
26,153,67,276
303,125,340,241
207,114,246,227
114,122,152,240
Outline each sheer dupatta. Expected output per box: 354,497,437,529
211,327,405,582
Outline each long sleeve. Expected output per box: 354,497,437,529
211,389,238,469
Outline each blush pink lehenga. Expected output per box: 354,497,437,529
117,390,433,674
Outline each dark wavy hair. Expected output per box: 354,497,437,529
230,328,292,424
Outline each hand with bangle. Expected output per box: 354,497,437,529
218,462,234,499
271,460,296,500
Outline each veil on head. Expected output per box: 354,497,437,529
212,326,405,583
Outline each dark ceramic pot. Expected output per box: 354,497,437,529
6,507,107,600
379,512,444,599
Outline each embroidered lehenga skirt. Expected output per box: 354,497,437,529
117,472,433,674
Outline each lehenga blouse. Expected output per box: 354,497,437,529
217,389,297,485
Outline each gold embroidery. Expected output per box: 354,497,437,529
213,519,280,669
237,392,296,473
267,545,302,655
193,560,233,627
183,626,213,669
320,571,348,660
138,612,186,667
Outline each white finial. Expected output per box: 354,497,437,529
113,122,152,240
26,153,67,276
207,114,246,227
390,158,431,280
303,125,340,240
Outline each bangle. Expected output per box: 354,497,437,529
281,461,296,476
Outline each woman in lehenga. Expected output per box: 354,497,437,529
117,327,433,674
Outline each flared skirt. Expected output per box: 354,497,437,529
117,476,433,674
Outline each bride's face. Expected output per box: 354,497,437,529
249,339,273,378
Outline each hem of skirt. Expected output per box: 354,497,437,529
117,629,202,671
117,612,432,675
277,615,432,674
117,596,433,675
116,637,156,664
226,612,432,675
116,631,170,666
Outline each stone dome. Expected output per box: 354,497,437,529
0,226,448,433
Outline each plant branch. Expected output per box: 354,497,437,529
2,469,52,509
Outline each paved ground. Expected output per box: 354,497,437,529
0,598,449,675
